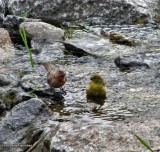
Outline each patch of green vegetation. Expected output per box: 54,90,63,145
134,17,148,24
60,20,92,39
64,28,74,39
28,84,42,96
18,13,29,18
18,9,31,18
18,71,28,78
19,28,35,69
2,92,16,106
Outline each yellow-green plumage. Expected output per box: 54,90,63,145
86,74,107,99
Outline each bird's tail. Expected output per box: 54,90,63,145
41,62,52,72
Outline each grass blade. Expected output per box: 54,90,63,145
28,84,42,95
134,134,154,152
19,28,35,69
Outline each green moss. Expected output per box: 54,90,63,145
153,16,160,24
19,71,27,78
2,92,16,107
134,17,148,24
64,28,74,39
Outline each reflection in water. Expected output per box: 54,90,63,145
49,103,71,116
48,98,133,125
87,97,106,106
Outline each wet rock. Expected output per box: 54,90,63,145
20,74,48,94
19,22,64,48
0,98,49,152
35,42,65,61
20,74,66,102
8,0,159,24
0,28,15,63
64,30,148,58
113,52,160,72
0,88,32,110
114,55,150,71
64,31,111,57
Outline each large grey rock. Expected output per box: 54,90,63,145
0,98,49,152
8,0,160,24
50,120,160,152
114,55,150,71
0,87,33,110
19,22,64,47
64,31,111,57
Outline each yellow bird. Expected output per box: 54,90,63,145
86,74,107,100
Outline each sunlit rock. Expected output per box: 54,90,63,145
0,28,15,63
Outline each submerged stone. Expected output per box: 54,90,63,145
114,55,150,71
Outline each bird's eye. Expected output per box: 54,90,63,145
91,77,96,81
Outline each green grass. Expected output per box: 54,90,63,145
28,84,42,96
19,28,35,69
134,134,154,152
